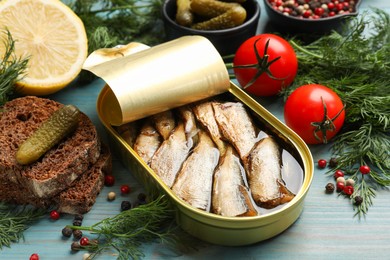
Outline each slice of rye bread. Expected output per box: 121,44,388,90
0,96,101,198
55,144,112,214
0,145,112,214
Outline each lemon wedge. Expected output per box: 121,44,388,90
0,0,88,96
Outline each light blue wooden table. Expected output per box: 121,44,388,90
1,0,389,259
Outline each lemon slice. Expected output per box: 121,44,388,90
0,0,88,96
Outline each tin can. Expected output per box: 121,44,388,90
93,36,313,245
97,81,314,246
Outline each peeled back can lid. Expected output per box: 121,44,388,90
83,35,230,126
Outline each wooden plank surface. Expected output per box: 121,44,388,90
1,0,389,259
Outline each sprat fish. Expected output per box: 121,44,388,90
172,130,220,211
133,120,162,166
212,145,257,217
193,101,227,154
244,137,295,209
150,122,193,187
151,110,176,140
212,102,259,160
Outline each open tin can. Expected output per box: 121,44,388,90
90,36,314,246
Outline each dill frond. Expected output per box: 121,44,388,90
0,29,29,105
0,203,47,249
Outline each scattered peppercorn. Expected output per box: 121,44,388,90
74,214,84,221
333,169,344,179
73,219,82,226
343,185,354,196
120,184,131,194
50,210,60,220
359,165,371,175
71,241,81,251
336,181,345,192
329,157,338,168
104,175,115,186
80,236,90,246
336,176,346,184
62,227,73,237
107,191,116,201
29,253,39,260
73,229,83,240
121,200,132,211
138,192,147,202
317,159,327,169
354,196,363,206
325,183,335,193
346,178,355,186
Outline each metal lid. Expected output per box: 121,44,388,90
83,36,230,125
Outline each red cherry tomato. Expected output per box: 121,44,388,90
284,84,345,144
233,34,298,96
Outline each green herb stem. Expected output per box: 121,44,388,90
289,40,323,59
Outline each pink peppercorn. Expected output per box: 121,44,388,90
343,185,354,196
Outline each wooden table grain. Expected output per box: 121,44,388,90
1,1,389,259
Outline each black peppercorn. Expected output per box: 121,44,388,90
329,157,338,168
121,200,132,211
137,193,147,203
73,219,82,226
354,196,363,206
73,229,83,240
62,227,73,237
74,214,84,221
325,183,335,193
71,242,81,251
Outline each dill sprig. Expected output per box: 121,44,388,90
68,195,186,260
0,29,29,106
69,0,165,52
66,0,165,83
282,9,390,217
0,203,47,249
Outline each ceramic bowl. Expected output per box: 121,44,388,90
161,0,261,56
263,0,361,34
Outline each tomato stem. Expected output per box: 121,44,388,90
232,38,286,89
311,97,345,143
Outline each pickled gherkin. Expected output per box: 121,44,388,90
16,104,81,165
175,0,247,30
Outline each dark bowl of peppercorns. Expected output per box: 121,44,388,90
263,0,361,34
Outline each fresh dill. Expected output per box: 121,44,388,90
0,203,47,249
282,9,390,218
67,195,189,260
66,0,165,83
0,29,29,106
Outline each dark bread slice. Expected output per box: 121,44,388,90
55,144,112,214
0,145,111,214
0,96,101,198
